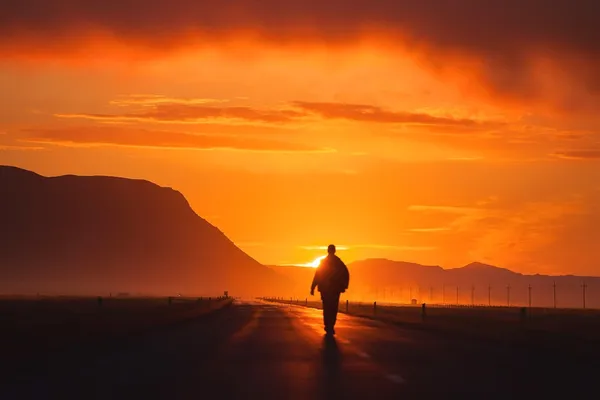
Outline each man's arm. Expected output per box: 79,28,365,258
310,264,321,295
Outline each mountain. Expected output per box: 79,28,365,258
0,166,291,297
271,258,600,308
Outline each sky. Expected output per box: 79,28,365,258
2,1,600,276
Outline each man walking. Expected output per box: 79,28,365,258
310,244,350,335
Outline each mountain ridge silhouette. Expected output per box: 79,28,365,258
0,165,291,297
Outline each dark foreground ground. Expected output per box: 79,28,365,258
2,300,599,399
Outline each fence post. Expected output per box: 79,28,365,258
422,303,426,321
346,299,349,313
374,301,377,315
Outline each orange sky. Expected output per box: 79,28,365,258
2,1,600,276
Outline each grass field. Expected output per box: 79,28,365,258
1,295,232,379
262,297,600,344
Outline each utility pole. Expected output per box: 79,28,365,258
471,285,475,306
582,281,588,309
528,284,532,308
507,285,511,307
553,281,557,309
488,284,491,306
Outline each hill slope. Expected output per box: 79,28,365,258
0,166,289,297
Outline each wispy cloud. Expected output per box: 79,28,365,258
109,94,229,107
293,101,503,128
53,97,504,130
407,227,451,233
550,150,600,160
55,104,306,125
19,126,332,153
0,144,45,151
407,205,481,214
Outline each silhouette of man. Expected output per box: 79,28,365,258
310,244,350,335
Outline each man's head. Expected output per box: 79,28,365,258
327,244,336,254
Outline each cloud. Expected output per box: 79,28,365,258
0,144,45,151
293,102,502,128
2,1,599,109
54,98,502,130
56,104,305,125
18,126,331,153
407,227,451,233
109,95,229,107
550,150,600,160
407,205,481,214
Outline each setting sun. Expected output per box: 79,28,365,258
310,256,325,268
295,256,326,268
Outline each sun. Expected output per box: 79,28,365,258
296,255,327,268
308,256,326,268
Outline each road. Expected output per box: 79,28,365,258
2,300,598,399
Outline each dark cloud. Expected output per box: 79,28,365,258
2,1,598,108
19,126,326,152
1,1,597,51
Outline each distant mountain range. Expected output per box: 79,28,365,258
0,166,291,297
269,259,600,309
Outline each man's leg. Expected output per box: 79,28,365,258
322,293,333,333
330,293,341,333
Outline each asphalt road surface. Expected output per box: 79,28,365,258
2,300,598,399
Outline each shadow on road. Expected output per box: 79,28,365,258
320,334,350,398
321,335,341,374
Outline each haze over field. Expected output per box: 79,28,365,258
2,1,600,283
1,166,598,308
